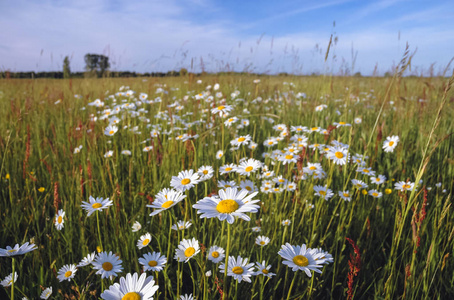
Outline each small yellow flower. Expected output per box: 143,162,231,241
5,173,10,180
97,246,102,253
38,187,45,192
361,189,368,195
30,171,34,175
385,189,392,194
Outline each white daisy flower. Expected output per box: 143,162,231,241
170,170,200,192
104,124,118,136
357,167,376,177
217,180,237,189
230,135,251,147
104,150,114,158
313,185,334,200
278,243,325,276
281,220,291,226
100,272,158,300
351,179,368,190
137,233,152,250
77,252,96,267
236,158,261,177
121,150,132,156
368,189,383,198
220,164,237,175
254,261,276,278
192,187,260,224
80,196,113,217
371,175,387,185
175,238,200,263
40,287,52,299
57,264,77,282
0,242,37,257
216,150,224,159
1,272,18,287
54,209,65,230
92,251,123,279
139,252,167,272
147,189,186,216
219,255,255,283
279,152,298,165
207,245,225,263
211,105,233,117
383,135,399,152
255,236,270,247
327,146,349,165
180,294,195,300
172,220,192,231
239,180,257,194
197,165,214,181
252,226,261,232
394,181,415,192
338,191,351,201
131,221,142,232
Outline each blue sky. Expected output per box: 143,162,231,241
1,0,453,75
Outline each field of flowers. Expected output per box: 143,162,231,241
0,72,453,299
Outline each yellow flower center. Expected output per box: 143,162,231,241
148,260,158,267
238,137,245,142
309,166,316,170
102,262,113,271
216,199,239,213
184,247,196,257
217,105,225,110
58,216,63,223
279,179,285,182
203,170,208,175
245,166,253,172
225,184,232,188
335,152,344,159
343,193,349,197
403,184,411,189
161,200,174,209
311,127,318,131
232,266,244,274
142,239,150,246
181,178,191,185
372,192,379,197
212,251,219,258
268,141,274,145
109,130,114,135
292,255,309,267
319,191,326,196
122,292,141,300
7,249,17,253
225,167,232,172
363,169,369,173
285,155,293,160
339,122,346,125
64,271,72,278
260,241,265,245
245,186,252,191
92,203,102,209
389,141,394,146
262,269,269,274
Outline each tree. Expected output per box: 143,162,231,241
84,54,110,77
63,56,71,79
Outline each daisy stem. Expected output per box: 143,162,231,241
96,210,103,251
189,261,196,297
223,223,231,300
167,212,173,263
11,257,15,300
286,272,297,300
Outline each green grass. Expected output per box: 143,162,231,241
0,73,453,299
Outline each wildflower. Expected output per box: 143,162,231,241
57,264,77,282
236,158,261,177
211,105,233,117
371,175,387,185
220,256,255,283
171,170,200,192
220,164,237,175
175,238,200,263
77,252,96,267
239,180,257,193
104,150,114,158
278,243,326,276
254,261,276,278
313,186,334,200
286,182,297,191
180,294,195,300
81,196,113,217
263,138,278,147
92,251,123,279
40,287,53,299
197,165,214,181
383,136,399,153
192,187,260,224
0,242,37,257
104,124,118,136
207,245,225,263
252,227,261,232
279,152,298,165
172,220,192,231
54,209,65,230
231,135,251,147
121,150,131,156
351,179,368,190
339,191,351,201
38,187,45,192
100,273,158,300
327,146,349,165
147,189,186,216
357,167,376,177
282,220,291,226
216,150,224,159
385,188,392,194
394,181,415,192
217,180,237,189
139,252,167,272
333,121,352,128
131,221,142,232
354,117,362,124
137,233,152,250
1,272,18,287
255,236,270,247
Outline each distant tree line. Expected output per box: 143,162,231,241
0,70,194,79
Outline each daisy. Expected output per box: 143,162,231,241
338,191,351,201
57,264,77,282
327,146,349,165
220,164,237,175
371,175,387,185
104,150,114,158
313,248,334,264
220,255,255,283
254,261,276,278
303,162,323,175
54,209,65,230
207,245,225,263
236,158,261,177
139,252,167,272
104,124,118,136
281,220,291,226
230,135,251,147
255,236,270,247
197,165,214,181
368,189,383,198
239,180,257,193
147,189,186,216
279,152,298,165
77,252,96,267
333,121,352,128
313,186,334,200
192,187,260,224
394,181,415,192
273,175,288,185
40,287,52,299
278,243,325,276
216,150,224,159
354,117,362,124
262,170,275,178
80,196,113,217
211,104,233,117
248,142,258,150
100,272,158,300
121,150,132,156
217,180,237,189
357,167,376,177
263,138,277,147
175,238,200,263
92,251,123,279
273,124,287,132
351,179,368,190
224,116,239,127
171,169,200,192
1,272,18,287
131,221,142,232
180,294,195,300
383,136,399,152
172,220,192,231
137,233,152,250
0,242,37,257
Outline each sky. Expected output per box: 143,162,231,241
0,0,453,75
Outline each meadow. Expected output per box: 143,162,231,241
0,69,453,299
